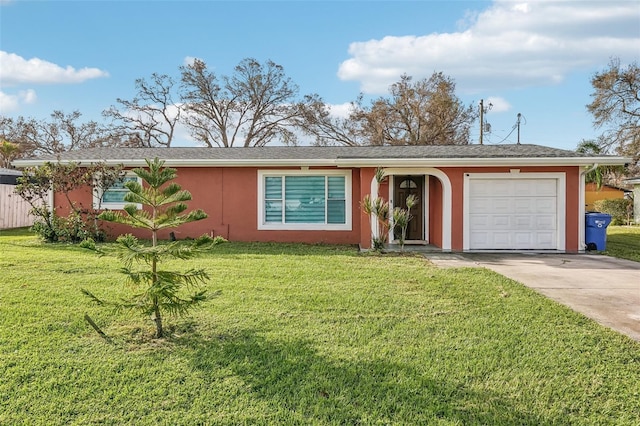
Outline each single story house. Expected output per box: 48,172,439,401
623,176,640,224
0,167,23,185
584,182,627,212
13,144,629,252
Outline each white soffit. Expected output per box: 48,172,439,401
12,156,630,168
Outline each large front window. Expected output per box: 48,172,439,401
258,170,351,231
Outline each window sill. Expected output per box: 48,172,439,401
258,223,351,231
93,203,142,210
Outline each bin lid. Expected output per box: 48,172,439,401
585,212,612,217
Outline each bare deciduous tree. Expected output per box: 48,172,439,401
359,73,477,146
587,58,640,170
0,111,116,157
103,73,181,147
298,73,477,146
180,58,301,147
295,94,366,146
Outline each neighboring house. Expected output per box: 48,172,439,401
12,144,628,252
584,182,627,211
0,168,36,230
623,176,640,224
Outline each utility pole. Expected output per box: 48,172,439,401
516,113,524,145
479,99,492,145
479,99,484,145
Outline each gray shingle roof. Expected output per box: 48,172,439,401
0,168,23,185
21,144,587,161
0,168,23,176
13,144,628,167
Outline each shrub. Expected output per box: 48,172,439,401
593,198,633,225
29,209,107,243
16,162,123,243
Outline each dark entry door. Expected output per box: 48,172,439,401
394,176,423,241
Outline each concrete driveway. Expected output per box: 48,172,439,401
425,253,640,342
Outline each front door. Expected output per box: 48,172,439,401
394,176,424,241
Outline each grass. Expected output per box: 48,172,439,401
604,225,640,262
1,228,639,425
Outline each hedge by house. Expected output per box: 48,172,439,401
593,198,633,225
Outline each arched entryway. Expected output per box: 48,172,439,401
370,168,452,251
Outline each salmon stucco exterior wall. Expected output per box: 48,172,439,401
358,168,376,249
54,166,365,246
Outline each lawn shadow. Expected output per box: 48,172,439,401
178,328,558,425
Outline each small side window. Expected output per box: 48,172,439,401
94,175,141,210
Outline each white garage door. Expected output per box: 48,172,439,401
467,177,559,250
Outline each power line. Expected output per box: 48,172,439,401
488,113,527,145
489,113,525,145
493,124,518,144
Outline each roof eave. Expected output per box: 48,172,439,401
12,156,630,168
11,158,342,168
335,156,631,167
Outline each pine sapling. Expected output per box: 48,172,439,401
82,157,224,338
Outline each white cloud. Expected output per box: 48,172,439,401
484,96,511,113
172,123,200,147
0,51,109,86
337,0,640,94
0,89,37,114
21,88,37,104
0,91,18,113
327,102,352,119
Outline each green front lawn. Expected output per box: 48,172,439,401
605,225,640,262
1,229,638,425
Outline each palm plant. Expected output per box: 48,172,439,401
576,139,626,189
362,194,390,250
393,194,418,250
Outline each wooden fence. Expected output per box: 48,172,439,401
0,184,37,229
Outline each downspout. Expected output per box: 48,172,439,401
48,188,54,213
579,164,598,252
370,174,380,246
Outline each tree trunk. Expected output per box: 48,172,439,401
153,299,163,338
151,228,162,338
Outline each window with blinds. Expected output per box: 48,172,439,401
259,171,350,230
101,176,138,203
93,175,141,210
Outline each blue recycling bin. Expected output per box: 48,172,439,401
585,212,612,251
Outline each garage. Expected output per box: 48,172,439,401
463,173,565,251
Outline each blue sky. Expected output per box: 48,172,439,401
1,0,639,151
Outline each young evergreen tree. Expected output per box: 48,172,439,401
83,157,223,338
